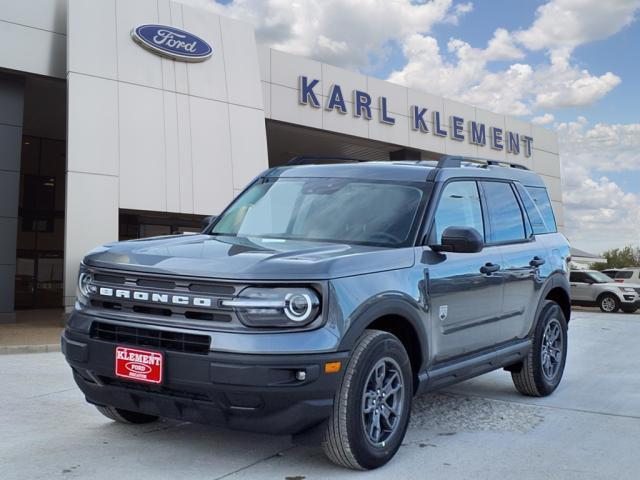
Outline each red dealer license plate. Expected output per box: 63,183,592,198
115,346,163,384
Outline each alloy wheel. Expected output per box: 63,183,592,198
361,357,404,447
601,296,616,312
541,318,563,380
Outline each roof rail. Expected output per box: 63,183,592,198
287,155,367,166
435,155,529,170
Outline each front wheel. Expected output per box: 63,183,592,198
598,293,620,313
322,330,412,470
511,301,568,397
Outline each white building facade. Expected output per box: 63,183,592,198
0,0,562,319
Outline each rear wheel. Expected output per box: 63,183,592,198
598,293,620,313
95,405,159,424
322,330,412,470
511,301,568,397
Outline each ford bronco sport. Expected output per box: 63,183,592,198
62,156,571,470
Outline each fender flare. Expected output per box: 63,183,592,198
530,272,571,336
337,295,429,372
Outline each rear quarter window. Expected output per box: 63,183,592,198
616,271,633,279
523,186,557,234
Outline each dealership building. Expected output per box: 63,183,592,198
0,0,563,320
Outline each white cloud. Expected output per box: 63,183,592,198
557,118,640,171
388,0,635,114
561,164,640,253
516,0,640,52
559,118,640,252
532,113,555,125
179,0,470,70
387,30,532,114
533,65,621,109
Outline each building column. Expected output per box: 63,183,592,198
0,75,24,323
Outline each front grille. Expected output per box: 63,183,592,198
86,268,237,324
90,321,211,355
634,288,640,295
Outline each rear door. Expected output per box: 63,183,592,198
480,180,544,343
425,180,504,361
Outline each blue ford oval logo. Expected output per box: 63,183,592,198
131,24,213,62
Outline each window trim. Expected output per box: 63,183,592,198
478,179,533,247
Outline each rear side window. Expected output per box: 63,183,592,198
514,184,548,234
525,186,557,233
481,181,526,243
432,181,484,243
616,271,633,279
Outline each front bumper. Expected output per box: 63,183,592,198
620,295,640,306
62,323,348,435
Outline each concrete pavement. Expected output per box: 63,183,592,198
0,310,638,479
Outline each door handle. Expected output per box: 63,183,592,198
529,256,546,267
480,262,500,274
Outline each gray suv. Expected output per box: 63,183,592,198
62,156,571,470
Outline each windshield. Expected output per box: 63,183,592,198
589,271,613,283
210,177,426,247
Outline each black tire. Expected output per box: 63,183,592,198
322,330,412,470
598,293,620,313
511,301,568,397
95,405,159,424
620,306,638,314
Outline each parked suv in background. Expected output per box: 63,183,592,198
570,270,640,313
62,156,571,470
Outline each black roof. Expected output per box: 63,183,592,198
266,156,547,188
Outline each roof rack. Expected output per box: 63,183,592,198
435,155,530,170
287,155,367,165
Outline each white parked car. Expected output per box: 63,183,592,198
570,270,640,313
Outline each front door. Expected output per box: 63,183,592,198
425,180,504,362
569,271,595,302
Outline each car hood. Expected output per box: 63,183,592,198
83,234,415,280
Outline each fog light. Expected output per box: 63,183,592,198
295,370,306,381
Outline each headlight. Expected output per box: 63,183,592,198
221,287,321,328
76,269,96,302
620,287,636,293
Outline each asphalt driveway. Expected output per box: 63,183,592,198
1,310,638,479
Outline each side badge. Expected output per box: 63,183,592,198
439,305,448,321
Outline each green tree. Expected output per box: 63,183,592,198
590,246,640,269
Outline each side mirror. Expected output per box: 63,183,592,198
201,215,217,231
431,226,484,253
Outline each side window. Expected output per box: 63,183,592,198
432,181,484,243
525,186,557,233
515,183,547,234
616,271,633,279
570,272,586,282
481,181,526,243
